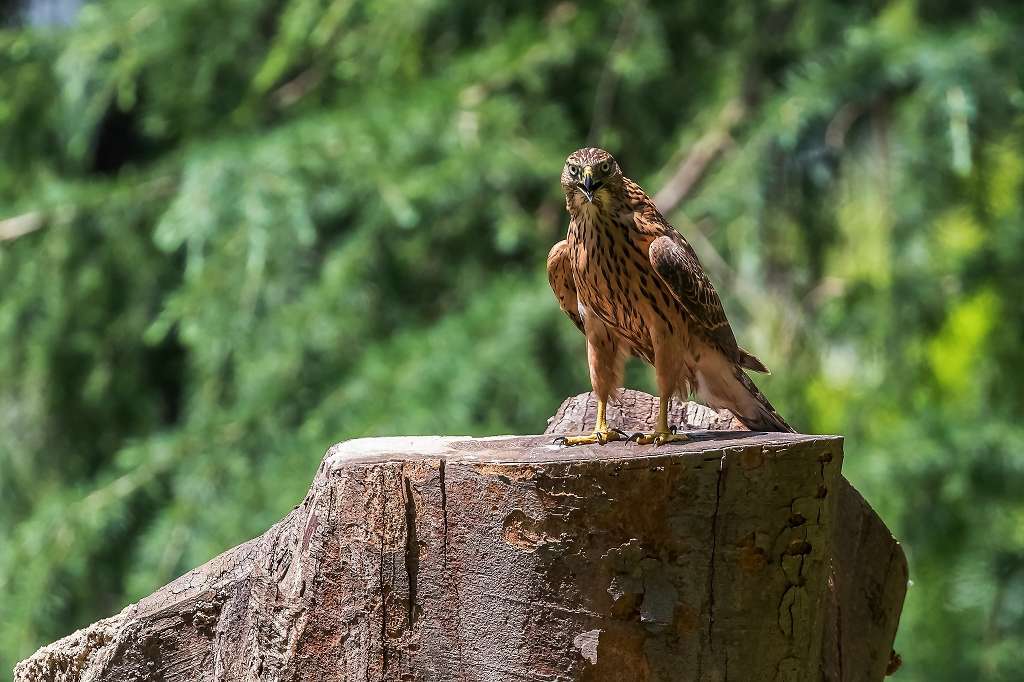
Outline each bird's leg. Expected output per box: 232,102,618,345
554,399,626,446
629,396,689,446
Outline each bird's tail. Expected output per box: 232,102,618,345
728,366,795,433
737,346,770,373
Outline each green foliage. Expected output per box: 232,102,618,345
2,0,1024,678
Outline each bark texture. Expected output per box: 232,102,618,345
15,391,906,682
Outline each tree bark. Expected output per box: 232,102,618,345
15,391,906,682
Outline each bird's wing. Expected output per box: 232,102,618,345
547,239,584,334
625,177,769,372
647,232,747,364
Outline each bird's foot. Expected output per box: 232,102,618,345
627,428,689,446
553,428,627,447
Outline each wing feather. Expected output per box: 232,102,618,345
648,233,769,372
622,177,769,372
546,240,585,334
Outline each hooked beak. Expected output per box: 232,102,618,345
578,166,597,202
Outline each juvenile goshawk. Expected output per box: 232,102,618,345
547,147,793,445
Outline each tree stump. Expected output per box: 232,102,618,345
14,391,906,682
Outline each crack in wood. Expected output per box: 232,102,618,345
436,459,467,678
403,475,420,628
708,455,725,645
439,458,449,563
698,451,727,679
379,473,389,676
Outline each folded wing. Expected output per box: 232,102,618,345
546,240,585,334
647,234,768,373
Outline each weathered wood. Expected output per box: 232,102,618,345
15,392,906,682
549,391,908,682
821,481,907,681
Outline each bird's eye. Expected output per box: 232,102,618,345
568,164,579,176
600,162,610,173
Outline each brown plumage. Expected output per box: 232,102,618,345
548,147,792,444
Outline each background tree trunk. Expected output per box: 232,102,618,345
15,391,906,681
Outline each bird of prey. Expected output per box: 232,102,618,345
547,147,793,445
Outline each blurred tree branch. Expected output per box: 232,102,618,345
587,0,642,144
0,212,44,241
653,98,746,214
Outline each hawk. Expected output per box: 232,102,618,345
547,147,793,445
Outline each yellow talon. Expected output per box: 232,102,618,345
630,431,689,446
628,395,689,446
553,399,624,447
554,429,624,447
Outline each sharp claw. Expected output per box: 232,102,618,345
669,425,677,434
553,436,567,446
596,432,607,445
626,432,643,443
610,428,629,439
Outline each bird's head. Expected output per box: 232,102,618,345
561,147,623,208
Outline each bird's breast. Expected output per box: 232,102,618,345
568,211,672,347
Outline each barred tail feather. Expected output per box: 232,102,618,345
737,346,770,373
730,366,794,433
